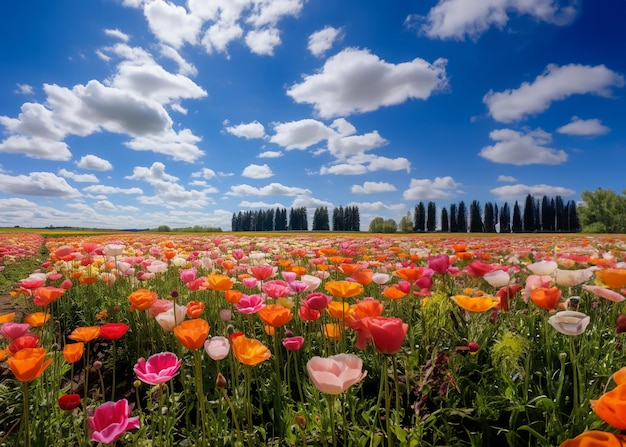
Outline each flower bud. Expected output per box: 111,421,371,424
216,372,227,389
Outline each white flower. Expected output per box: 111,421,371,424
155,305,187,332
548,311,590,336
555,268,593,287
527,260,557,276
483,270,510,288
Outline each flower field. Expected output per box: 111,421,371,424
1,232,626,446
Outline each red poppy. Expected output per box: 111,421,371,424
99,323,130,341
58,393,81,411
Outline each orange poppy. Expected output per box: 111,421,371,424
327,301,351,320
591,383,626,430
231,334,271,366
23,312,51,327
221,260,236,271
382,286,408,300
351,269,373,286
128,288,157,312
339,263,361,275
7,347,52,382
596,268,626,289
328,256,348,265
451,295,499,312
33,287,66,307
560,431,626,447
613,367,626,385
325,281,364,299
395,267,424,282
0,312,15,323
186,301,205,318
257,304,293,328
287,266,307,276
63,343,85,363
225,290,243,304
323,323,342,340
529,286,561,310
0,349,6,361
173,318,210,350
350,299,384,320
206,274,233,291
68,326,101,343
264,325,275,336
79,276,98,285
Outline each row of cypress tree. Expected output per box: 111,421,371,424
231,206,360,232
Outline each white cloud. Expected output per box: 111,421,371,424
308,26,342,57
320,163,368,175
490,183,575,200
258,150,283,158
143,0,203,48
328,130,388,160
351,181,397,194
321,154,410,176
245,0,304,28
226,182,311,196
225,121,266,139
94,200,140,212
415,0,579,40
479,128,568,165
402,176,461,200
77,155,113,171
245,28,281,55
191,167,217,179
242,163,274,179
0,172,81,197
484,64,625,122
159,44,198,77
15,84,34,95
270,119,335,150
557,116,610,136
497,175,517,182
58,169,99,183
238,200,286,208
0,135,71,161
125,162,179,184
124,128,204,162
349,201,406,212
104,28,130,42
290,195,334,209
287,48,448,118
83,185,143,195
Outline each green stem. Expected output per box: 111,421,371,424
328,394,337,447
21,382,30,447
221,388,244,446
392,355,401,425
383,358,393,446
193,349,208,446
111,340,117,401
569,336,581,415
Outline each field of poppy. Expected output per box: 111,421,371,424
1,231,626,446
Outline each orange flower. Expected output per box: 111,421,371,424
0,349,6,361
451,295,499,312
0,312,15,323
596,268,626,289
63,343,85,363
186,301,205,318
224,289,243,304
287,266,307,276
351,269,373,286
257,304,293,328
323,323,342,340
395,267,424,282
560,431,626,447
325,281,364,299
33,286,66,306
382,286,408,300
350,299,384,320
173,319,210,349
68,326,101,342
327,301,351,320
23,312,51,327
529,286,561,310
7,347,52,382
339,263,361,275
613,367,626,385
590,383,626,430
231,334,271,366
205,274,233,291
128,289,157,312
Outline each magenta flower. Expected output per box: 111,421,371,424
0,323,31,340
88,399,140,444
304,292,333,311
427,254,450,274
178,267,197,284
282,335,305,351
234,294,266,314
134,352,182,385
307,353,367,395
262,280,292,298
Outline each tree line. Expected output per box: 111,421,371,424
231,206,360,232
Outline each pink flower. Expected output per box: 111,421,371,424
0,323,31,340
304,292,332,311
204,336,230,360
289,280,308,294
242,277,258,288
262,280,292,299
281,271,297,283
307,353,367,395
148,299,174,318
583,285,626,303
427,254,450,274
282,335,304,351
464,260,494,277
234,294,266,314
88,399,140,444
179,267,197,284
250,265,275,281
134,352,182,385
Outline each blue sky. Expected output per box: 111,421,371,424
0,0,624,231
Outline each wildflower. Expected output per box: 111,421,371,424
464,260,494,277
582,285,625,303
204,336,230,360
451,294,499,312
134,352,182,385
33,286,65,307
250,265,275,281
0,312,15,323
548,311,591,336
224,290,243,304
186,301,205,318
596,268,626,289
382,285,408,300
7,347,52,382
257,304,293,328
354,316,408,354
560,431,626,447
427,254,450,274
23,312,50,327
63,343,84,363
148,299,173,318
529,286,561,310
526,260,557,276
128,289,157,312
206,274,234,291
8,334,40,355
262,280,292,299
616,315,626,334
327,301,351,320
323,323,342,340
68,326,101,343
483,270,511,288
306,353,367,395
282,335,304,351
231,334,271,366
155,304,187,332
173,319,209,350
325,280,364,299
298,302,321,321
98,323,130,341
0,323,30,340
58,393,81,411
234,294,265,314
395,267,424,282
88,399,140,444
555,268,593,287
590,368,626,430
304,292,333,311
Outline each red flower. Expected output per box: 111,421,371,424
8,333,40,355
354,316,408,354
99,323,130,341
58,393,81,411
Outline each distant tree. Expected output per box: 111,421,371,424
499,202,511,233
555,196,565,232
157,225,171,232
427,202,437,232
414,202,426,232
440,207,449,232
383,219,398,233
449,203,458,232
578,188,626,233
400,211,413,233
469,200,483,233
369,217,385,233
312,207,330,231
483,202,496,233
457,201,467,233
523,194,536,232
512,201,523,233
566,200,581,232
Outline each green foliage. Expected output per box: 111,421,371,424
579,188,626,233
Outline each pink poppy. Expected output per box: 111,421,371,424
282,335,305,351
307,353,367,395
427,254,451,274
234,294,266,314
0,323,31,340
304,292,333,311
262,280,292,299
583,285,626,303
204,336,230,360
88,399,140,444
250,265,275,281
134,352,182,385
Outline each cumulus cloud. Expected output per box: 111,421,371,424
484,64,625,122
557,116,610,136
321,154,410,175
308,26,342,57
143,0,203,48
490,183,575,200
226,182,311,196
15,84,34,95
351,181,397,194
58,169,99,183
402,176,461,200
287,48,448,118
124,128,204,163
125,162,179,184
225,121,266,139
349,201,406,212
242,163,274,179
414,0,579,40
238,200,286,208
0,135,71,161
191,167,217,179
258,150,283,158
245,28,281,55
104,28,130,42
0,172,81,197
270,119,335,150
83,185,143,195
479,128,568,165
77,155,113,171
